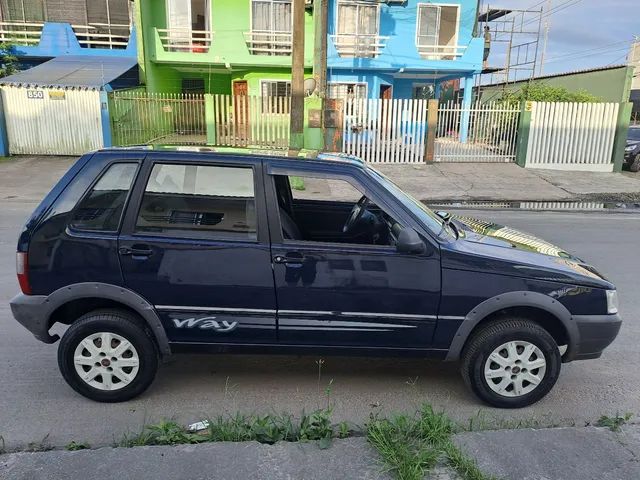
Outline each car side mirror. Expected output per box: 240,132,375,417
397,227,426,255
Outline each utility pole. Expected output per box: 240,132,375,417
289,0,305,153
539,0,551,76
313,0,328,98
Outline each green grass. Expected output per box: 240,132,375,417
119,409,336,449
289,176,306,191
595,413,632,432
65,441,90,451
366,405,496,480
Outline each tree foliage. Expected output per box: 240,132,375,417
500,83,601,104
0,43,18,78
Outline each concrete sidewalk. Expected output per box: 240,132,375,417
3,425,639,480
374,163,640,203
1,155,639,204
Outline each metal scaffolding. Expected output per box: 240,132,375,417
476,5,544,92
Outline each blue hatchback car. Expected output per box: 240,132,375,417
10,149,621,408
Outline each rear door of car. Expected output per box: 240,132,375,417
118,152,277,346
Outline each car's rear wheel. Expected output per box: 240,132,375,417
58,309,158,402
461,318,561,408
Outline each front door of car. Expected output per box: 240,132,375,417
118,154,277,345
265,168,441,349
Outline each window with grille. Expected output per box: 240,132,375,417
416,3,459,59
249,0,292,55
327,83,368,100
260,80,291,114
335,1,379,57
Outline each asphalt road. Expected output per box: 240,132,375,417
1,185,639,449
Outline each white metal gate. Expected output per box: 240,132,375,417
435,102,520,163
342,98,428,163
1,86,103,155
525,101,619,172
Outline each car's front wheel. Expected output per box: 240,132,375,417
629,154,640,173
58,309,159,402
461,318,561,408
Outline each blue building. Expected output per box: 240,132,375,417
326,0,483,107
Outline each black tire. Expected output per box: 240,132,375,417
460,318,561,408
58,309,159,402
630,154,640,173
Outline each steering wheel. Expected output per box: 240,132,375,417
343,196,369,234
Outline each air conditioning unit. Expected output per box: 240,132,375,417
382,0,408,4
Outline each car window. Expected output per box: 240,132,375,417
275,174,402,247
288,175,363,202
69,162,138,232
135,163,257,241
628,128,640,142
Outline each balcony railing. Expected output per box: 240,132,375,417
416,43,467,60
156,28,212,53
73,23,131,49
331,34,389,58
244,31,292,56
0,21,44,45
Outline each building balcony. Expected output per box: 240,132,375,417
0,21,136,58
331,34,389,58
416,44,467,61
156,28,213,54
73,23,131,50
243,31,292,56
0,21,43,46
330,34,389,58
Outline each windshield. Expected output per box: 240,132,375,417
366,165,455,239
628,128,640,142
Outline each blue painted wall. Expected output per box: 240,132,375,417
327,0,483,99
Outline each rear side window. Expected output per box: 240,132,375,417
70,163,138,232
135,163,257,240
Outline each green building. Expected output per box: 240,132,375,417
135,0,315,96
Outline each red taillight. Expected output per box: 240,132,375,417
16,252,31,295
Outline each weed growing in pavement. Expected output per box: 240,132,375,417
25,434,53,453
119,409,339,449
0,435,5,454
65,441,90,451
366,405,495,480
596,413,633,432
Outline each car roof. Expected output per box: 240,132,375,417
98,145,367,169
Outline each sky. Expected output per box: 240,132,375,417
479,0,639,77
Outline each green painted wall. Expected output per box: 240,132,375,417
478,66,635,103
137,0,315,94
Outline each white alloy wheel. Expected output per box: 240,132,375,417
73,332,140,391
484,341,547,397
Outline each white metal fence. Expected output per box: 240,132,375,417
341,99,520,164
342,98,429,163
525,102,619,172
212,94,291,149
1,86,103,155
435,101,520,163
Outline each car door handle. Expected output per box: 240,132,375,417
273,255,304,265
119,246,154,257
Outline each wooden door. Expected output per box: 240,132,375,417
233,81,249,145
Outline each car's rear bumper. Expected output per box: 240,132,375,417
566,313,622,361
10,293,59,344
